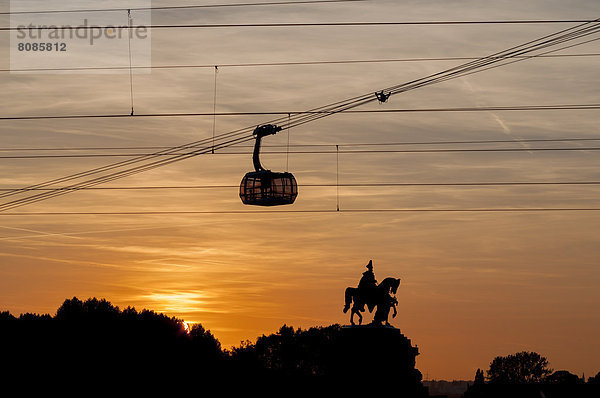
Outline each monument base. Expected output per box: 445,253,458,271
327,325,427,396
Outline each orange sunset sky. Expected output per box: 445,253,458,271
1,0,599,380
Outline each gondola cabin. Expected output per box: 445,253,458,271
239,124,298,206
240,170,297,206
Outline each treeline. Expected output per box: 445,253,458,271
1,297,223,386
464,351,600,398
0,297,360,391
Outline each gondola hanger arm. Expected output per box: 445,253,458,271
252,124,282,171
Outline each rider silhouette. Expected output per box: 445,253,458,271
357,260,377,312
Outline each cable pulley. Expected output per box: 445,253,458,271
375,91,391,103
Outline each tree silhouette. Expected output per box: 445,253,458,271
189,323,223,363
0,296,226,391
545,370,582,384
487,351,552,384
55,297,121,320
0,311,16,320
589,372,600,384
228,324,343,377
474,368,485,385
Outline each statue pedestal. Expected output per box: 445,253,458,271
330,325,427,396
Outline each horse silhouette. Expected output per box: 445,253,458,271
343,277,400,326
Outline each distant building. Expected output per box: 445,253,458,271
464,382,600,398
423,379,471,398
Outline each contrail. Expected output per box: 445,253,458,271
0,224,189,241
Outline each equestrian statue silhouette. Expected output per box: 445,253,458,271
343,260,400,326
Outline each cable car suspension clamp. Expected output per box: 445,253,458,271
253,124,282,138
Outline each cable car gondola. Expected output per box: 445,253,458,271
239,124,298,206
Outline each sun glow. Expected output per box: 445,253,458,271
181,321,190,334
140,291,212,314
